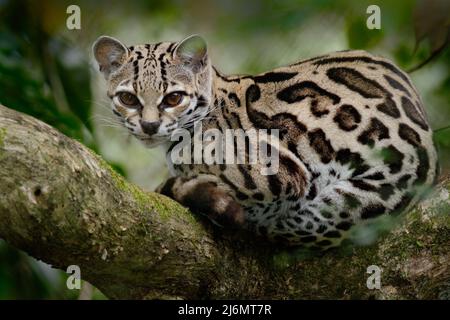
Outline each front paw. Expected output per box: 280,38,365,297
156,177,179,199
182,182,245,228
208,193,245,227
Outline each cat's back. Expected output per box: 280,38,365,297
244,49,438,188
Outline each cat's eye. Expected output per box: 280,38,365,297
162,92,184,108
118,92,140,108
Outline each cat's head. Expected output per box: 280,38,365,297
93,35,212,147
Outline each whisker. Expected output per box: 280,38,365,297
179,100,222,129
88,99,113,112
91,115,123,125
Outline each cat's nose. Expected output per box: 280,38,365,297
140,120,160,135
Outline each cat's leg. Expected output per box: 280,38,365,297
157,175,245,226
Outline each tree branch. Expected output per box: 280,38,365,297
0,104,449,299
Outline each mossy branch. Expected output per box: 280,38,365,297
0,104,449,299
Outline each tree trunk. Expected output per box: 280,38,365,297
0,104,448,299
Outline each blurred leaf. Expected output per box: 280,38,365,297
409,0,450,71
54,43,94,133
0,0,98,148
347,16,384,49
109,162,128,177
393,41,431,69
413,0,450,50
0,242,52,299
0,33,85,141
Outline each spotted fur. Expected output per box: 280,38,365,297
94,35,439,249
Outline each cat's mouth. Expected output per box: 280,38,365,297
134,134,170,148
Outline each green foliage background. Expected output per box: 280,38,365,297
0,0,448,299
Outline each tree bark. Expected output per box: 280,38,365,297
0,104,448,300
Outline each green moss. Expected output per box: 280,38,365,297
377,200,450,276
0,127,6,147
92,149,199,227
272,251,292,269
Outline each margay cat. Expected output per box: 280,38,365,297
93,35,438,249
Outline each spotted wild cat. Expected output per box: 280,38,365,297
93,35,438,249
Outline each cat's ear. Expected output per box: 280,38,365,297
174,35,207,72
93,36,129,78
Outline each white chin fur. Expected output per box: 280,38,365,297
138,137,168,148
